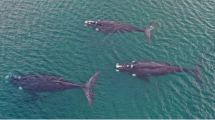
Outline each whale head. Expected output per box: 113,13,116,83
84,20,98,27
6,72,22,86
115,63,134,72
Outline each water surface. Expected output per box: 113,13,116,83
0,0,215,118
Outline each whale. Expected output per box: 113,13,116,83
115,60,202,84
7,72,99,106
84,20,156,40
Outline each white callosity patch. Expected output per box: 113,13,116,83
132,60,136,63
5,74,11,83
115,63,123,72
84,21,89,26
116,63,118,68
84,20,95,26
130,64,134,68
116,63,122,68
85,20,95,24
12,75,21,79
5,75,9,79
18,86,23,90
150,26,154,30
132,74,136,76
149,25,154,30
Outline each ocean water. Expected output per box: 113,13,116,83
0,0,215,118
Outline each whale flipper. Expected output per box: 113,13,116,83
81,71,99,106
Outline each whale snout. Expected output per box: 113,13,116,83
84,20,97,27
5,75,10,80
115,63,127,72
84,21,88,24
115,63,135,72
115,63,122,72
5,73,22,81
116,63,122,69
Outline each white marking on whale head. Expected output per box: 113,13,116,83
149,25,154,30
132,60,136,63
130,64,134,68
132,74,136,77
115,69,119,72
85,20,96,24
12,75,17,79
116,63,122,68
12,75,21,79
18,86,23,90
5,75,9,79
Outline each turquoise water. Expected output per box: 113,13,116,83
0,0,215,118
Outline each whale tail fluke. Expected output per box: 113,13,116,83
81,71,99,106
186,65,202,84
143,22,157,40
192,65,202,84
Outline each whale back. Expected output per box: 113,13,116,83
9,74,78,92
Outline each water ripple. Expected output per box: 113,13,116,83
1,0,215,118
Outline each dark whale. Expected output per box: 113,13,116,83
84,20,156,40
115,60,202,84
7,72,99,106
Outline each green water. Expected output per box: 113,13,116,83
0,0,215,118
